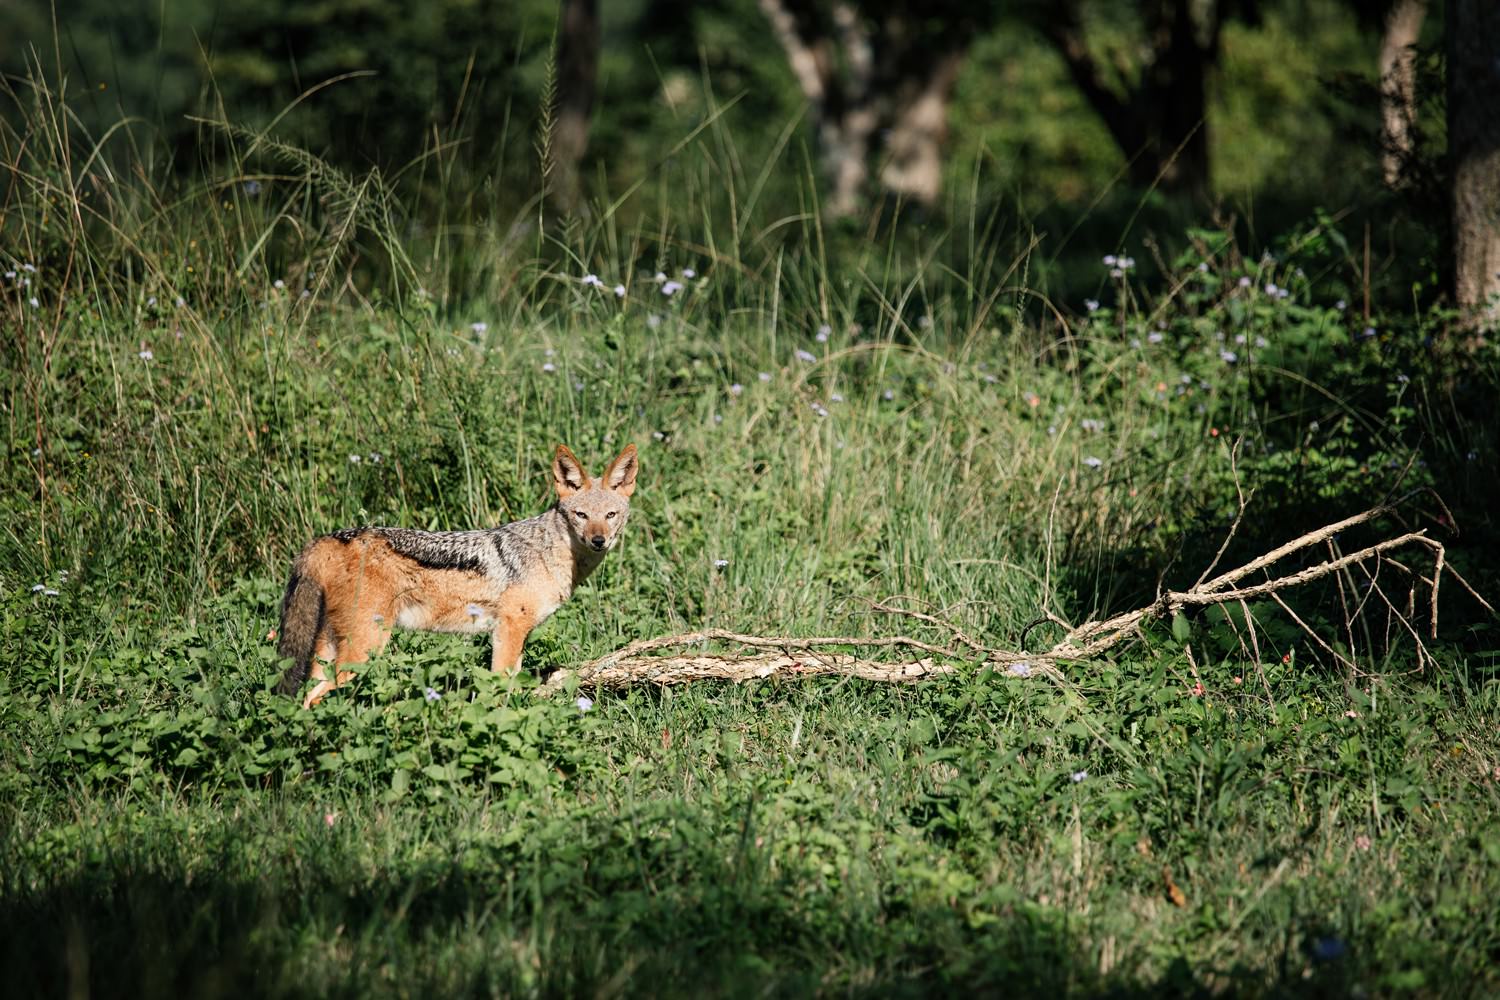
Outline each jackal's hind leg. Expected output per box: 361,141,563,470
303,613,391,708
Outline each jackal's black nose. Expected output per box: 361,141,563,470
590,535,606,550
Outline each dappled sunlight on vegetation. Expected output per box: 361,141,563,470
4,3,1500,995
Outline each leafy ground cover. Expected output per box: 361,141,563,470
4,71,1500,997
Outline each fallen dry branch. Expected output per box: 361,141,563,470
546,504,1489,691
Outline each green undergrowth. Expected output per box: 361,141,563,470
4,635,1500,996
5,59,1500,999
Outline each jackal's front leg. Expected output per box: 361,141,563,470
490,618,528,677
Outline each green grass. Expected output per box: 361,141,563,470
4,63,1500,997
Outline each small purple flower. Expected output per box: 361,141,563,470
795,349,817,363
470,321,488,334
138,349,154,361
816,324,831,342
1070,770,1088,783
542,362,556,372
576,695,594,713
582,273,604,288
348,453,362,464
758,371,771,382
681,268,696,279
1335,299,1347,311
614,284,626,298
829,392,844,403
1082,456,1103,468
1360,327,1377,340
30,583,45,593
1147,331,1164,344
661,281,683,296
882,389,895,401
1219,350,1238,363
714,559,729,569
1084,298,1100,312
424,687,441,702
1237,276,1252,288
729,383,744,396
1007,662,1032,678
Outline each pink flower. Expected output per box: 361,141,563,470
323,812,337,828
1354,834,1372,852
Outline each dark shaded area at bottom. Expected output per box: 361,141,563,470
0,856,1390,999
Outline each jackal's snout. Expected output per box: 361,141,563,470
590,533,607,550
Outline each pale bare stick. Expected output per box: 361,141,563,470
544,506,1482,692
1199,505,1393,594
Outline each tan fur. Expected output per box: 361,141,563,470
275,444,638,707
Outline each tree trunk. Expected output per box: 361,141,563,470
1143,0,1212,198
758,0,973,218
1380,0,1427,188
879,47,966,207
549,0,599,215
1042,0,1218,199
1448,0,1500,330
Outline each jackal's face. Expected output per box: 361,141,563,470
553,444,638,553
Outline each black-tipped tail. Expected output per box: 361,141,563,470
274,571,325,696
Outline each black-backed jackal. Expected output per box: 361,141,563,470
275,444,637,707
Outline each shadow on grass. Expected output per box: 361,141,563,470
1,848,1376,999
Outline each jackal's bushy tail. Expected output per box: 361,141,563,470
275,570,325,696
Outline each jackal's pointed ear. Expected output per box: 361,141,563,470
553,445,590,497
602,444,638,497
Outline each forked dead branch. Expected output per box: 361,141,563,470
546,504,1493,691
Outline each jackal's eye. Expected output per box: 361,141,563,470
573,510,586,519
605,511,617,519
